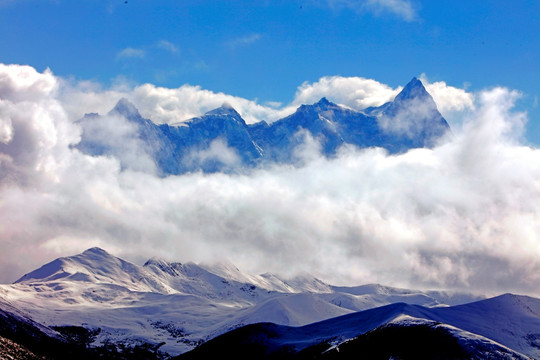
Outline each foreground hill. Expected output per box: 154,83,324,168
178,296,539,359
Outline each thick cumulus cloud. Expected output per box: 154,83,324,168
291,76,400,110
420,74,474,115
1,64,540,298
0,64,79,188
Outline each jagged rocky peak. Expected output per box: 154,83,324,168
205,102,242,117
394,77,433,102
297,97,335,112
185,102,248,128
110,97,141,118
144,257,182,276
143,257,170,267
294,97,343,117
315,97,334,107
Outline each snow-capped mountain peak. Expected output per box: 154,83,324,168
82,246,110,256
143,257,183,277
394,77,428,100
110,97,142,119
204,102,241,117
296,97,339,114
14,246,117,284
312,96,338,110
13,247,175,294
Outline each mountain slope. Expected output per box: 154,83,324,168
373,77,451,151
427,294,540,358
166,103,263,172
0,335,47,360
249,97,349,163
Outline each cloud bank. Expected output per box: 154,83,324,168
1,63,538,298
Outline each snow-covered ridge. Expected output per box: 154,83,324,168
15,247,329,298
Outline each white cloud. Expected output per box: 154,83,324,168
377,96,444,140
182,138,242,170
420,74,475,116
0,64,79,188
116,47,146,60
3,63,539,297
0,105,14,144
364,0,417,21
292,75,400,110
318,0,418,21
77,112,158,173
58,78,285,125
128,83,290,125
156,40,179,54
226,33,262,49
57,78,132,122
0,63,57,102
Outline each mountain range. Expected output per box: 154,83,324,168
1,248,539,359
76,77,451,175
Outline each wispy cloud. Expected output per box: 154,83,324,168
320,0,418,21
365,0,417,21
116,47,146,60
226,33,262,49
156,40,179,54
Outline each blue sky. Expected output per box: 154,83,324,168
1,1,539,143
